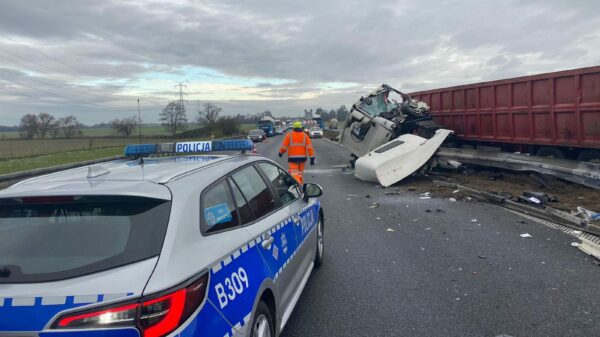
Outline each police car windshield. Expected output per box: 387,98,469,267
0,196,171,283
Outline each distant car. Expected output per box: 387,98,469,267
248,129,264,142
0,139,325,337
309,127,323,138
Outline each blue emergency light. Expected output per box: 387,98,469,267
124,139,254,156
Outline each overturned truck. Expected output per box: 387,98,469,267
339,84,453,186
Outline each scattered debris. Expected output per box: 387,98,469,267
408,187,417,192
434,180,600,236
520,233,532,238
570,242,581,247
365,194,371,198
449,197,457,202
384,191,402,196
386,228,395,232
425,227,431,231
516,220,527,224
420,196,431,200
346,194,358,197
425,209,432,213
452,189,460,194
521,195,542,205
376,217,381,220
477,255,486,259
575,206,600,221
470,219,478,222
368,202,380,209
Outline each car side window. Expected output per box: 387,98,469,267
228,178,255,225
230,166,277,219
257,162,301,205
201,180,239,233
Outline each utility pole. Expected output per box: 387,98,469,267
174,82,187,112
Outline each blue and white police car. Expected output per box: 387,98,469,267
0,139,324,337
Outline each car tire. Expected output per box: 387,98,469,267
250,301,274,337
314,215,324,267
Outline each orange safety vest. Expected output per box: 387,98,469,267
279,130,315,162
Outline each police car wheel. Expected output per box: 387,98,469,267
315,216,324,267
251,301,274,337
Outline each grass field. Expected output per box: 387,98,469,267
0,123,257,174
0,137,173,160
0,123,256,139
0,147,124,175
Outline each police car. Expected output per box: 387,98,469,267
0,139,324,337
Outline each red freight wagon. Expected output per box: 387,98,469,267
410,66,600,162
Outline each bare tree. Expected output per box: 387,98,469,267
110,116,138,136
37,112,56,139
262,110,272,117
57,115,83,138
19,113,40,139
198,103,221,124
160,101,188,137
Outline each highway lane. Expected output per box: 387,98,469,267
255,135,599,337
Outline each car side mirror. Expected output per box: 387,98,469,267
303,183,323,200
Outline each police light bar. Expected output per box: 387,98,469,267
124,139,254,156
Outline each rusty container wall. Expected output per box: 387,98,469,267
410,66,600,149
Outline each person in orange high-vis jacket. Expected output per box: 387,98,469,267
278,121,315,184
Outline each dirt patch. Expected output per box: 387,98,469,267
386,168,599,213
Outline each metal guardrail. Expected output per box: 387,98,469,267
434,148,600,190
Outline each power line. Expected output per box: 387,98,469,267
0,47,151,104
0,76,133,111
0,32,103,79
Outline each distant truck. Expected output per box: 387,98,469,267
258,116,275,137
410,65,600,162
328,118,339,130
274,119,285,135
313,115,325,129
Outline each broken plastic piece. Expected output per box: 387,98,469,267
576,206,600,221
354,129,453,186
520,233,532,238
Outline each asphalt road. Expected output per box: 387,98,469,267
255,135,599,337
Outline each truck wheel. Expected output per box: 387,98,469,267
536,147,565,159
577,149,600,163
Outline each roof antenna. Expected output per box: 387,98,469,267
137,99,144,165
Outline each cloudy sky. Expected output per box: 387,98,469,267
0,0,598,125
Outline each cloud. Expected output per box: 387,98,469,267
0,0,598,123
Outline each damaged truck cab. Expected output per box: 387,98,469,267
338,84,452,186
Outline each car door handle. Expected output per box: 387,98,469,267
261,236,275,249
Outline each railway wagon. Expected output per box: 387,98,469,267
410,66,600,161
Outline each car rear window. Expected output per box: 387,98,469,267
0,196,171,283
230,166,276,219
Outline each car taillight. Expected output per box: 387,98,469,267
53,273,207,337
